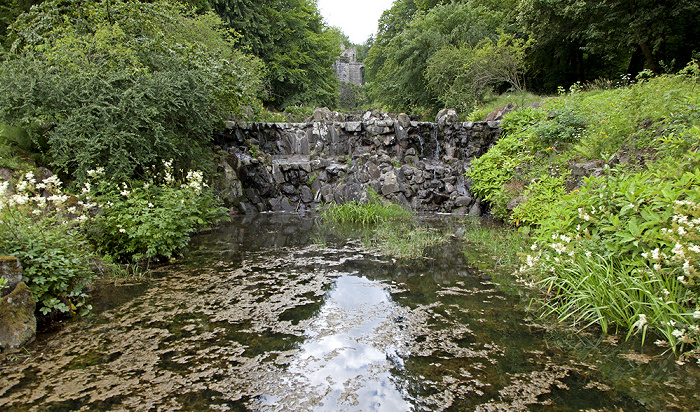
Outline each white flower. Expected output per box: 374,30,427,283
672,329,685,338
82,182,91,194
585,251,592,258
120,190,130,197
683,260,692,276
119,228,126,234
678,226,687,236
694,310,700,320
632,314,647,331
530,243,538,251
653,263,661,271
672,243,685,259
76,215,88,223
148,203,154,208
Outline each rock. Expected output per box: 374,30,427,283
468,201,482,217
271,196,296,212
366,162,381,180
455,196,473,208
0,256,23,298
214,156,244,207
344,122,362,132
397,113,411,128
307,107,342,123
300,186,314,203
485,103,516,121
570,160,603,178
0,281,36,352
381,171,400,195
436,108,459,126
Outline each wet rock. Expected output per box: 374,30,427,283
0,281,36,352
214,155,244,207
271,196,296,212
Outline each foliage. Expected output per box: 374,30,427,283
466,92,548,121
365,1,504,113
523,166,700,360
338,83,368,111
468,64,700,224
0,0,264,184
460,218,530,271
517,0,700,92
511,173,567,226
426,33,531,114
209,0,340,109
84,163,228,263
366,221,447,259
0,172,101,315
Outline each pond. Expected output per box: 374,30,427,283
1,213,698,411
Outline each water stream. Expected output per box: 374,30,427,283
1,214,698,411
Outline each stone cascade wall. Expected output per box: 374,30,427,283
214,117,501,215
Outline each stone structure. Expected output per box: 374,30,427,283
334,45,363,85
0,256,36,352
214,111,501,216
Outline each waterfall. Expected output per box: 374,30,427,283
431,125,440,160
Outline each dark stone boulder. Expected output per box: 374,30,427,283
0,280,36,352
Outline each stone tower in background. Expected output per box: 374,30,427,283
334,45,364,85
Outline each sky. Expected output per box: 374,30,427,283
317,0,396,44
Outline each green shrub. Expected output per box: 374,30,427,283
85,163,228,263
0,0,264,184
511,174,568,226
0,172,101,315
534,108,587,145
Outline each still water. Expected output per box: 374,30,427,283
1,213,698,411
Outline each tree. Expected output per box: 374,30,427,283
366,1,504,113
207,0,340,109
0,0,264,183
518,0,700,91
426,33,530,113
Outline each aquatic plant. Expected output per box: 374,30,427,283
321,189,412,225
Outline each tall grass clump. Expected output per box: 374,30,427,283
321,189,412,225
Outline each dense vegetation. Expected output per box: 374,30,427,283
365,0,700,117
466,65,700,362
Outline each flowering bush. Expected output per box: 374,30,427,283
522,166,700,362
0,172,100,315
84,162,228,263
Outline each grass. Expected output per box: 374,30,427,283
321,190,412,225
466,91,549,121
